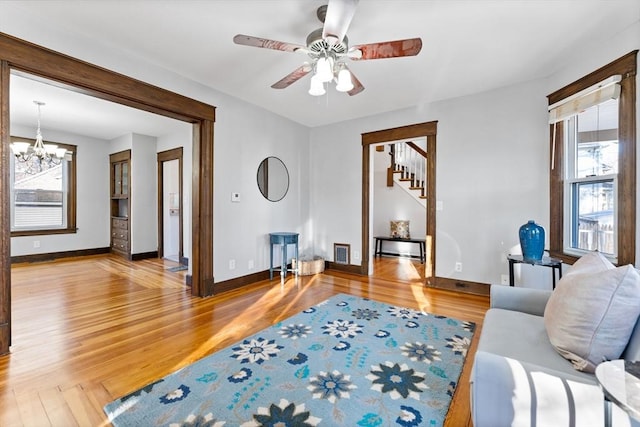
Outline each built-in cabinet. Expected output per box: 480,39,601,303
110,150,131,258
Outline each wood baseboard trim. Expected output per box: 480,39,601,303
325,261,364,275
430,277,490,296
213,270,271,294
10,247,111,264
131,251,159,261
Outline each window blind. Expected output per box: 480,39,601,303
548,74,621,124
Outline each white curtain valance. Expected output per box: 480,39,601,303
548,75,622,124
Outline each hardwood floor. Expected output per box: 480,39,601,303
2,254,489,426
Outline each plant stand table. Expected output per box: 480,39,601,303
269,232,299,281
507,254,563,289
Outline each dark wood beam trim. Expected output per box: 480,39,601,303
362,121,437,145
192,120,215,296
548,50,638,105
0,60,11,355
1,33,214,122
361,141,371,276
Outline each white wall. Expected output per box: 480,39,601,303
310,21,640,289
213,102,310,282
130,133,158,254
10,124,110,256
309,79,548,284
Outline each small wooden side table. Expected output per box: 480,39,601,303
507,254,563,289
269,232,299,280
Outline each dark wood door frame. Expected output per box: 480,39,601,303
157,148,184,263
0,32,215,355
361,121,437,285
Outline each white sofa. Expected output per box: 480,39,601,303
470,284,640,427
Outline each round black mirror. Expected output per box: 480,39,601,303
257,157,289,202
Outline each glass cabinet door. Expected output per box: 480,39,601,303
113,162,122,196
121,162,128,195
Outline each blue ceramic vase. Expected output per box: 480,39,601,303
519,220,545,261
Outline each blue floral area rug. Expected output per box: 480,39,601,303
104,293,475,426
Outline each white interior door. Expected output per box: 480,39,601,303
162,159,180,262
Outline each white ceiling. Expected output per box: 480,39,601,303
2,0,639,139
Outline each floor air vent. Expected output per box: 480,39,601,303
334,243,350,265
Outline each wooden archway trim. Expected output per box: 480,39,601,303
361,121,438,284
0,32,215,355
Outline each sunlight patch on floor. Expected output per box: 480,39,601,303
177,274,311,369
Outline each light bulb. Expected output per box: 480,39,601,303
335,68,354,92
308,75,326,96
316,56,334,83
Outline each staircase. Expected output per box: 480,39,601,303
387,141,427,207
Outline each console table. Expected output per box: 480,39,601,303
374,236,426,264
269,232,299,280
507,254,563,289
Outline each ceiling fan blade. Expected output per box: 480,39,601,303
350,38,423,60
322,0,359,45
271,65,312,89
346,67,364,96
233,34,305,53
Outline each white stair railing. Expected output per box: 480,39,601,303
389,141,427,207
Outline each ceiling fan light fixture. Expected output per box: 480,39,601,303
315,56,334,83
335,68,354,92
308,75,326,96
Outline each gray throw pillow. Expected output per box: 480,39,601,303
544,252,640,372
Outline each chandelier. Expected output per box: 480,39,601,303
308,52,354,96
11,101,67,174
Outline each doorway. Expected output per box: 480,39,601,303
0,33,215,355
361,121,437,285
157,148,184,264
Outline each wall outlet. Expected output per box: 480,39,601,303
33,240,40,248
353,250,360,260
229,259,236,270
436,200,443,211
455,262,462,272
501,274,509,285
248,259,254,269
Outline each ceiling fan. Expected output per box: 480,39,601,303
233,0,422,96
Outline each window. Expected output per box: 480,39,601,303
10,136,77,236
548,51,636,265
565,98,618,258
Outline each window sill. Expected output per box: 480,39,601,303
11,228,78,237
